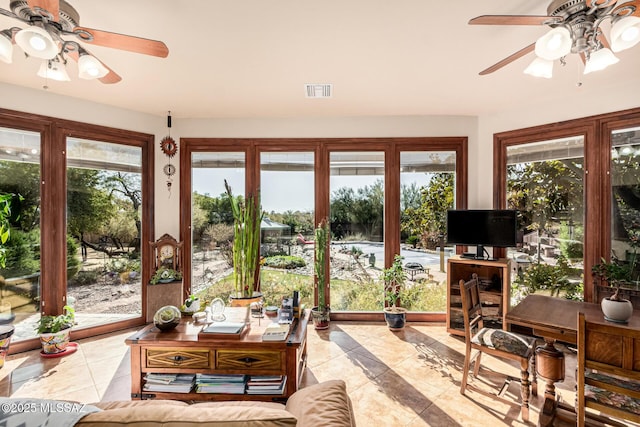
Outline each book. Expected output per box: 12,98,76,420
262,323,290,341
201,322,246,334
143,373,195,393
195,373,247,394
246,375,286,395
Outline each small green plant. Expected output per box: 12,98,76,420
349,246,363,259
382,255,407,312
406,235,420,248
263,255,306,269
150,266,183,284
513,256,579,299
185,294,199,308
35,305,75,334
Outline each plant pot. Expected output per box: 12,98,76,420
0,325,14,369
153,305,181,331
384,308,407,331
39,328,71,354
183,298,201,313
229,292,263,307
311,306,331,330
601,297,634,323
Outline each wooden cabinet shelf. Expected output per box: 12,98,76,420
446,256,512,336
126,311,308,402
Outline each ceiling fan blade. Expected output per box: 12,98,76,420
469,15,563,25
73,26,169,58
66,48,122,84
26,0,59,21
479,43,535,75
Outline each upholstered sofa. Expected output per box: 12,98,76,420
76,380,355,427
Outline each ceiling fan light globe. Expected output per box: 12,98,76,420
78,54,108,79
523,57,553,78
0,33,13,64
535,27,572,60
611,16,640,52
15,26,58,59
37,60,70,82
584,48,619,74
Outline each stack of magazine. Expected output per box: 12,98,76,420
143,373,195,393
195,374,247,394
246,375,286,395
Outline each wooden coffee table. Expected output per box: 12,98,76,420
126,309,308,401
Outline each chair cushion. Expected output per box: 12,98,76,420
471,328,535,358
585,384,640,416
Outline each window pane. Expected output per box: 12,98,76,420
191,152,245,302
400,151,455,312
611,126,640,269
507,136,584,302
330,151,384,311
260,152,314,308
66,138,143,328
0,127,41,343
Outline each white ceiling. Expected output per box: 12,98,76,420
1,0,639,119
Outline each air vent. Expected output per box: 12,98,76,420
305,84,332,98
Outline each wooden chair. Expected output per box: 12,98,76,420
459,273,537,421
577,312,640,426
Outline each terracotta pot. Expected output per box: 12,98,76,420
229,292,263,307
601,297,633,323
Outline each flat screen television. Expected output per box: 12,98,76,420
446,209,518,260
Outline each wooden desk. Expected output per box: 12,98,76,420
126,310,309,402
506,295,640,426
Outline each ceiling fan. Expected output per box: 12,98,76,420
0,0,169,83
469,0,640,77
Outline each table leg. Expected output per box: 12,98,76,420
534,338,565,427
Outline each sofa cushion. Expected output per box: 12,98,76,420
285,380,355,427
76,403,297,427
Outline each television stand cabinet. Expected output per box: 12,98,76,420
126,310,308,402
446,256,512,336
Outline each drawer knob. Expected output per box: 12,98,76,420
240,356,259,367
173,355,185,365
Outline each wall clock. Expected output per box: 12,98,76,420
160,136,177,158
150,233,183,273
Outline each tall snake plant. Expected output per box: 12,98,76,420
224,180,263,297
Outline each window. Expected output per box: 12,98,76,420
506,137,585,301
66,137,143,328
0,127,42,343
182,137,467,321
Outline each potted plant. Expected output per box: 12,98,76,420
181,294,201,313
149,266,183,285
592,257,635,322
311,218,330,329
35,305,75,354
382,255,407,331
224,180,264,304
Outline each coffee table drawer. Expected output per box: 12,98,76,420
216,350,282,371
146,348,212,369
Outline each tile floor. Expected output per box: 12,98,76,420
0,321,628,426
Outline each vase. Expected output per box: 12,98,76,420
601,297,633,323
229,292,263,307
39,328,71,354
383,308,407,331
311,307,331,330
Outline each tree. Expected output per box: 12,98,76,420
402,173,454,249
507,159,583,261
0,161,40,230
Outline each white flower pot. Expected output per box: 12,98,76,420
601,297,633,323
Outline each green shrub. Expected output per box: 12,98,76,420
263,255,306,269
406,235,419,248
0,229,39,278
68,269,101,286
